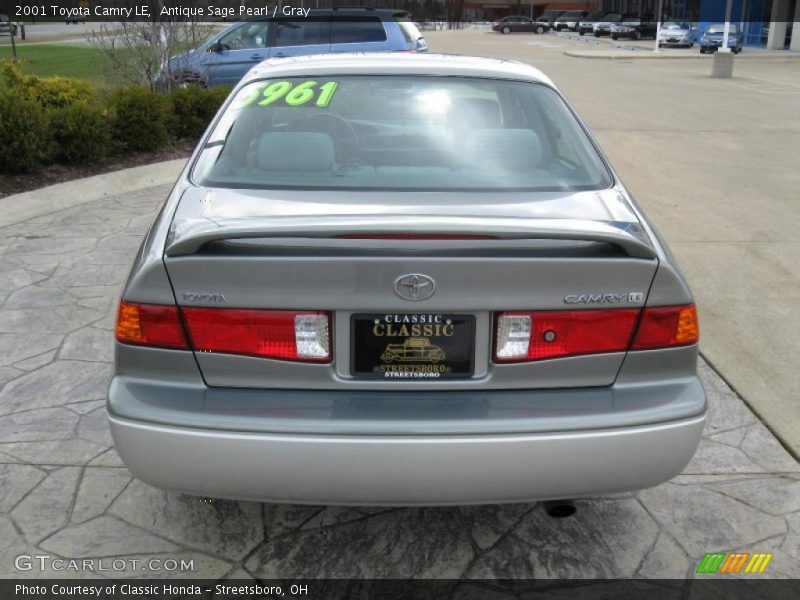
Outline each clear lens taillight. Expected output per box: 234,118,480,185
495,314,532,360
294,313,330,360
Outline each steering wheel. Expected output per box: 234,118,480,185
216,37,242,51
287,113,359,165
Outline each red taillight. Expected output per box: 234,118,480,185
494,309,640,362
181,308,331,362
632,305,699,350
115,301,188,350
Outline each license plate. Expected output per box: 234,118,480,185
351,313,475,380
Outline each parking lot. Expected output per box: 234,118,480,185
1,28,799,579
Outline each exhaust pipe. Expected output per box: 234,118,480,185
544,500,577,518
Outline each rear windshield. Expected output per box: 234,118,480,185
192,76,612,192
331,17,387,43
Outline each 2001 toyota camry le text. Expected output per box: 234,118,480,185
108,53,706,506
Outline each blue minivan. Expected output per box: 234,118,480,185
164,9,427,88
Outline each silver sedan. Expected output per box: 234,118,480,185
658,21,695,47
108,53,705,506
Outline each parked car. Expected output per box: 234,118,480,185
110,52,705,505
66,0,89,23
536,10,564,27
658,21,694,47
610,17,657,41
554,10,590,31
699,22,742,53
593,14,622,36
577,11,607,35
164,9,427,88
0,14,24,39
492,15,549,34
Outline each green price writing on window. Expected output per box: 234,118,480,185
237,81,339,109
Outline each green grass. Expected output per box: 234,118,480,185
0,43,104,83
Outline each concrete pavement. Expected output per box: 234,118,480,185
0,159,185,228
427,29,800,458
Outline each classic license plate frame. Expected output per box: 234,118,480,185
351,313,475,380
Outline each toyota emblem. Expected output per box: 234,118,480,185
393,274,436,301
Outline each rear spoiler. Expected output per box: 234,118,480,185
165,216,656,259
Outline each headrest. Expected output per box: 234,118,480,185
448,98,502,129
464,128,544,170
257,132,334,172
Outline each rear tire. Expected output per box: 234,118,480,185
699,47,706,53
611,33,618,40
579,30,585,36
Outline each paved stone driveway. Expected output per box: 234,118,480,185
1,186,799,579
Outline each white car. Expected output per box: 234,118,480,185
658,21,694,48
0,14,24,39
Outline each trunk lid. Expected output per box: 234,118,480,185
164,186,658,389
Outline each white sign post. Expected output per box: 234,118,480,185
720,0,733,52
654,0,664,52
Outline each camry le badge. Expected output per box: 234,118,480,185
394,274,436,301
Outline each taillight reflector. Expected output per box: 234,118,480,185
494,309,640,362
181,308,331,362
115,301,188,350
632,305,699,350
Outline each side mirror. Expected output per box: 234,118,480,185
208,41,224,53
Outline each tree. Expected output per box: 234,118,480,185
445,0,465,29
89,17,213,90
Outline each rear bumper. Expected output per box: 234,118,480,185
109,412,705,506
